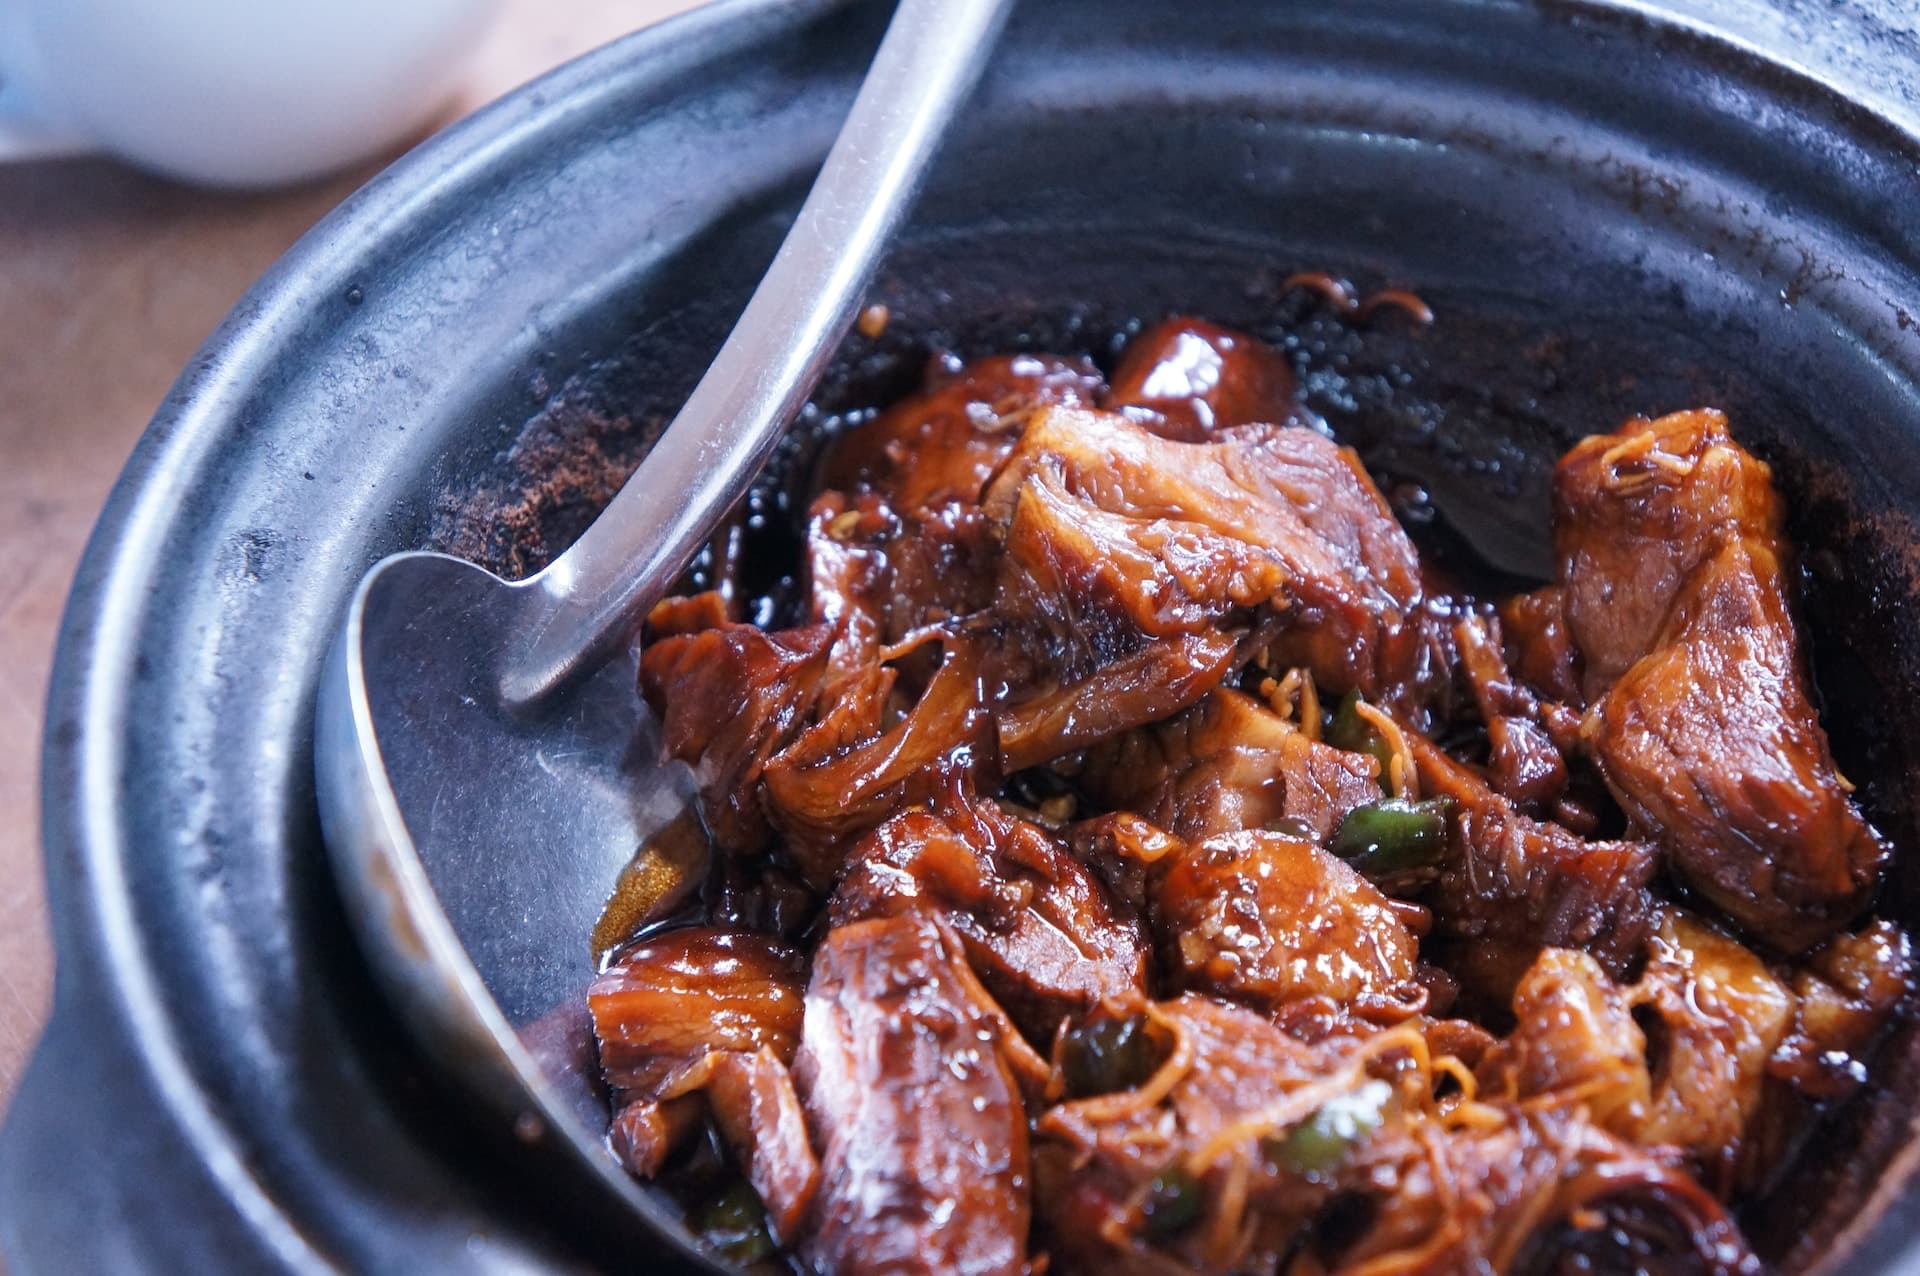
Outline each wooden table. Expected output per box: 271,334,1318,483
0,0,703,1113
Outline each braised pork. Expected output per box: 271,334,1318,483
1555,410,1887,952
600,325,1907,1276
796,913,1033,1276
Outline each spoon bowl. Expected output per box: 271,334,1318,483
316,549,681,1230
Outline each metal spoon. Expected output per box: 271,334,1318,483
314,0,1014,1249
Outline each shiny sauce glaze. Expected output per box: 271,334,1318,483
586,314,1912,1275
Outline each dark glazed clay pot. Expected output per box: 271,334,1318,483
7,0,1920,1271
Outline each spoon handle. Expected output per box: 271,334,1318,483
504,0,1016,703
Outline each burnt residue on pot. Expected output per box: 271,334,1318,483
436,402,659,581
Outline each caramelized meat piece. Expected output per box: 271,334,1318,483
591,929,820,1225
1336,1104,1751,1276
988,425,1286,647
1494,715,1572,819
647,587,733,638
1556,410,1885,952
1630,911,1795,1170
1102,317,1297,439
1584,537,1885,952
802,493,892,679
642,537,988,871
1038,994,1751,1276
1779,919,1912,1092
796,913,1032,1276
1477,947,1651,1134
1077,689,1380,841
997,631,1241,774
706,1048,824,1243
832,804,1147,1041
1413,735,1657,1004
803,490,1000,679
639,623,830,852
976,400,1446,778
1488,914,1816,1183
1153,830,1425,1017
983,406,1441,711
1061,811,1187,919
609,1095,705,1178
1736,925,1911,1179
1498,585,1585,708
873,503,1001,643
1554,409,1781,696
589,927,807,1092
1034,994,1358,1275
762,636,991,886
823,352,1106,508
1455,612,1572,814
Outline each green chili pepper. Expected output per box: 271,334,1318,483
1143,1166,1204,1239
693,1180,776,1264
1325,689,1397,784
1061,1015,1171,1099
1329,798,1453,874
1270,1080,1393,1175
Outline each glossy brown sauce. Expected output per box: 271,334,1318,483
586,314,1911,1276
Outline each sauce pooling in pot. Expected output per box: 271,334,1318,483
586,315,1910,1275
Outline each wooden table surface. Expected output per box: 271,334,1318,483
0,0,703,1114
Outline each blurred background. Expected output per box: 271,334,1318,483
0,0,702,1114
